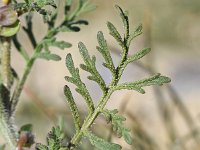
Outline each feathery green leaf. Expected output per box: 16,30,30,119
36,127,66,150
85,130,122,150
79,42,107,92
102,109,133,145
65,54,95,113
114,74,171,94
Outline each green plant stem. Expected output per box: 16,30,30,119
10,44,43,115
0,115,16,149
111,45,128,85
10,56,35,115
10,27,57,116
70,88,114,147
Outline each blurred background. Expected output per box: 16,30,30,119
1,0,200,149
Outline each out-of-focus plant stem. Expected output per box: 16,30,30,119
0,37,17,150
10,40,44,115
10,54,35,115
0,38,12,90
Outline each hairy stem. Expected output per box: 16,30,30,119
0,38,12,89
10,57,35,115
10,42,44,115
0,113,17,149
10,30,53,116
111,45,128,86
0,38,17,149
70,88,114,148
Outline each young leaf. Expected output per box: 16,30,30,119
79,42,107,92
114,74,171,94
65,54,95,112
64,85,81,132
102,109,133,145
85,130,122,150
36,127,66,150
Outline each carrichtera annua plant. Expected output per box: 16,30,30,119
36,5,171,150
0,0,95,149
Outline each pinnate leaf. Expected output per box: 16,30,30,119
79,42,106,91
36,127,66,150
102,109,133,145
85,131,122,150
115,74,171,94
65,54,95,112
